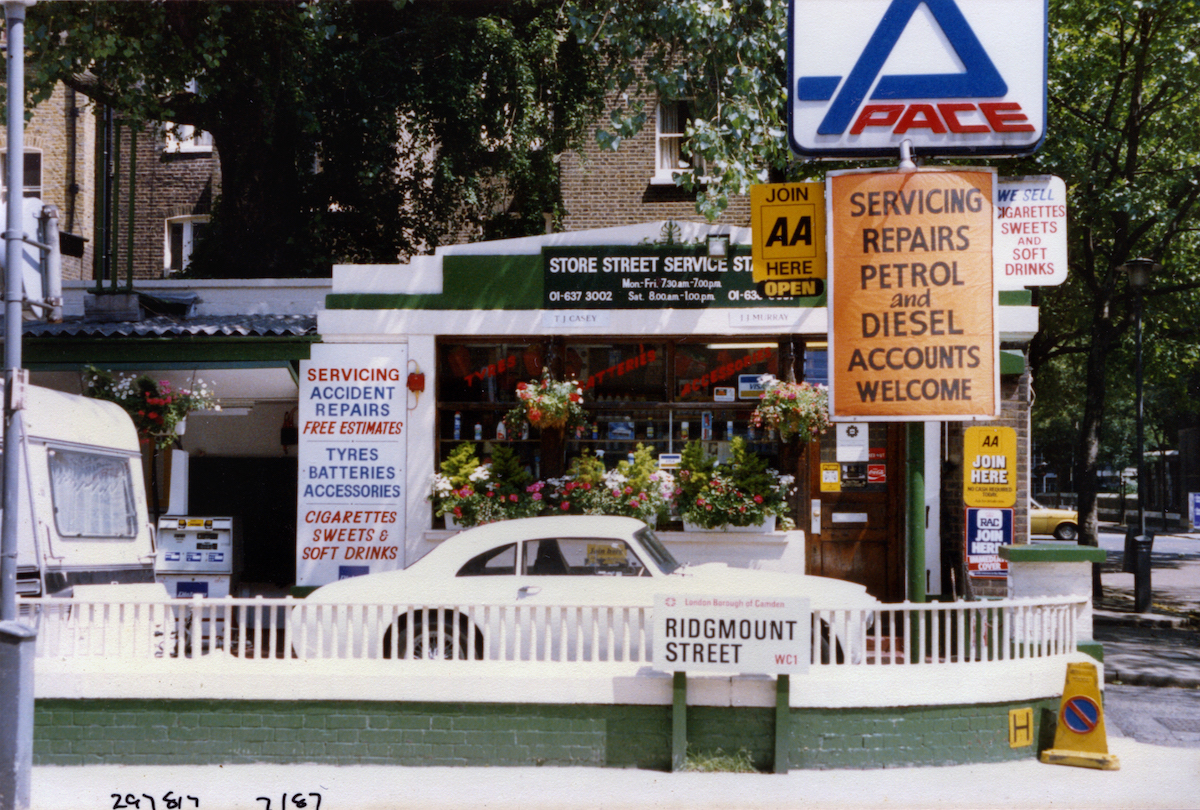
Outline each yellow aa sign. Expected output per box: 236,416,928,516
750,183,826,299
1040,661,1119,770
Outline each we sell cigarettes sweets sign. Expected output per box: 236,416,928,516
827,169,998,420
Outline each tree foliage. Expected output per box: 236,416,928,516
1019,0,1200,540
567,0,799,219
24,0,604,277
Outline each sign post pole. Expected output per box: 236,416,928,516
672,671,687,772
774,674,790,774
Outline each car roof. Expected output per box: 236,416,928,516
449,515,644,545
412,515,646,574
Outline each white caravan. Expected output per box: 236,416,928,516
2,383,165,600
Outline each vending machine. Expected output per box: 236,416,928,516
155,516,240,598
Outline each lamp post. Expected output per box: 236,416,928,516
1122,258,1158,609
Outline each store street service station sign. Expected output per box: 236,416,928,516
789,0,1047,157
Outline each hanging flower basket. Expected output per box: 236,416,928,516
504,372,589,434
83,367,218,449
751,374,831,442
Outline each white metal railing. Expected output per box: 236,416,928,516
21,594,1085,667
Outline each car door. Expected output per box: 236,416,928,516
512,536,655,661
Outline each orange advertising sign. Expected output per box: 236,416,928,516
827,169,997,420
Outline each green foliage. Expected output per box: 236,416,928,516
726,437,773,498
678,439,793,529
1018,0,1200,528
26,1,605,276
676,440,715,504
486,444,533,497
681,747,760,774
567,0,799,220
564,449,607,487
438,442,482,490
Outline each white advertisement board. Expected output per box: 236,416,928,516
654,595,811,674
789,0,1048,157
995,175,1068,288
296,344,407,586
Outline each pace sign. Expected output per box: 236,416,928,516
789,0,1048,157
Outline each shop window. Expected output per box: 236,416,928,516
165,216,210,275
0,150,42,203
804,343,829,385
435,339,802,486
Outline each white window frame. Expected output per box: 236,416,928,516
0,148,42,203
164,215,211,276
653,101,701,185
163,122,215,154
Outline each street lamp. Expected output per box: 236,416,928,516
1125,259,1157,536
1122,258,1158,605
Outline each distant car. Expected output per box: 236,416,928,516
293,515,879,663
1030,500,1079,541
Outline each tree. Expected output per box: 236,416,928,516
1021,0,1200,545
566,0,798,219
24,0,604,277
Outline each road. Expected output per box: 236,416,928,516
1105,684,1200,748
1091,527,1200,748
1097,527,1198,555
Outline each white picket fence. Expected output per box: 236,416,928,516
21,594,1085,668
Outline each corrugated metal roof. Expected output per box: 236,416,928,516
22,314,318,339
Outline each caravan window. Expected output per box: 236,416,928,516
48,449,138,539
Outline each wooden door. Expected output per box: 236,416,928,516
806,423,905,601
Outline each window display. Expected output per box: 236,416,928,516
435,337,822,525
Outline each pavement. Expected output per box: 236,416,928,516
25,742,1200,810
1092,527,1200,688
26,526,1200,810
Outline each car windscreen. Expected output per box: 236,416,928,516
636,527,680,575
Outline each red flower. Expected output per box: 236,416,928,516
509,494,518,502
560,502,571,511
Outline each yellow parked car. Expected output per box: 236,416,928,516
1030,500,1079,541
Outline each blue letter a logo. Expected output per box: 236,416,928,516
797,0,1007,135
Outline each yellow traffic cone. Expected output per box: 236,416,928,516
1039,661,1119,770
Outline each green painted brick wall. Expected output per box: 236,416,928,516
34,697,1059,771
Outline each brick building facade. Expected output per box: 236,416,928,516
560,89,751,232
4,83,96,281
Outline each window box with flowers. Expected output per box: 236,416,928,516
751,374,831,443
429,442,544,528
83,367,219,448
677,438,795,532
547,444,676,525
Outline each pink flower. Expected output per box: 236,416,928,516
560,502,571,511
509,494,518,502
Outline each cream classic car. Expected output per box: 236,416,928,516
292,515,879,664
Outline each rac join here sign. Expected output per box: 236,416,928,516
827,168,998,421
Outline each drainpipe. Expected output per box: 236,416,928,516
41,204,62,322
